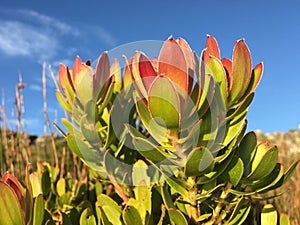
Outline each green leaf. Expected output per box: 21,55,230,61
67,134,103,171
66,134,85,158
97,206,113,225
161,182,175,209
165,176,191,199
148,76,180,129
97,194,122,225
245,144,278,182
97,79,115,114
135,97,168,143
206,56,227,105
103,151,120,177
196,213,212,222
56,90,72,112
65,76,76,103
40,168,51,196
269,160,299,190
236,131,257,176
134,186,152,214
227,198,251,225
241,63,263,100
223,110,247,147
80,115,101,145
56,177,66,197
33,194,44,225
279,213,290,225
184,147,214,177
132,167,152,223
229,40,252,105
80,208,97,225
168,208,188,225
132,136,173,164
197,151,234,184
226,92,254,120
129,184,152,223
197,95,221,150
248,163,283,193
197,74,215,118
196,183,224,202
29,172,42,198
76,69,93,105
250,192,285,201
104,108,117,149
94,52,111,99
61,118,80,136
132,160,151,186
222,156,244,186
0,182,25,225
123,206,143,225
261,204,277,225
84,100,98,123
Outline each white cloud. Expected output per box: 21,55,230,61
14,9,80,36
0,9,80,60
28,84,43,92
0,9,118,63
0,20,58,59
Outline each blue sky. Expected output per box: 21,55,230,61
0,0,299,135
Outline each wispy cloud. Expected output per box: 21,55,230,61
0,9,118,64
14,9,80,36
0,20,58,59
0,9,79,60
28,84,43,92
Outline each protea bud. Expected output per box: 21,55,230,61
56,52,114,118
130,37,200,132
204,35,263,108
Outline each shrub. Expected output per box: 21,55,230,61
0,35,297,225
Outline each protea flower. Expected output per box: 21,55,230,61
203,35,264,147
57,52,114,114
130,37,200,131
204,35,263,108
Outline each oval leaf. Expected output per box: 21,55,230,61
227,198,251,225
261,204,277,225
246,144,278,182
168,208,188,225
222,156,244,186
123,206,143,225
148,76,180,129
230,40,252,104
0,182,24,225
33,194,44,225
184,147,214,177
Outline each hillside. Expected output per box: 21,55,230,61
256,129,300,154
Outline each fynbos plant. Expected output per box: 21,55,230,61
55,36,298,224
